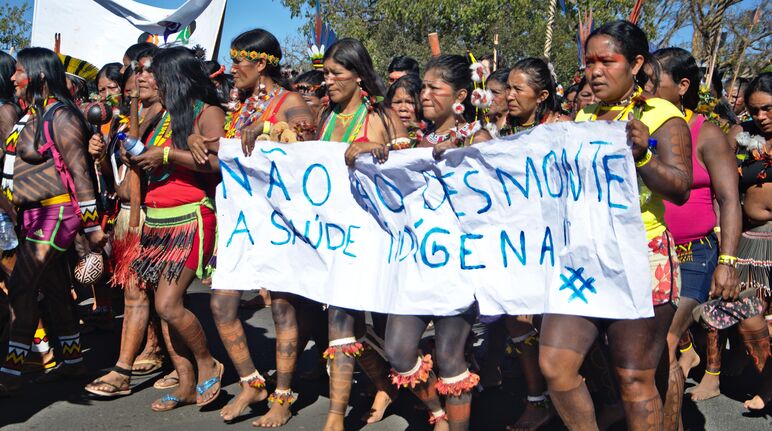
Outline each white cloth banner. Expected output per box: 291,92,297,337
214,121,653,319
30,0,226,67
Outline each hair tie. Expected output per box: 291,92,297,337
210,64,225,79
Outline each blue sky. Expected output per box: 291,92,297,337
8,0,764,64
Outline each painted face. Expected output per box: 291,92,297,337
230,48,263,92
727,85,746,115
585,35,640,103
420,68,460,122
487,80,508,116
11,62,28,101
388,70,407,85
135,56,159,103
575,82,596,111
294,81,322,116
506,70,544,122
322,58,358,105
389,86,417,126
747,91,772,135
97,75,122,103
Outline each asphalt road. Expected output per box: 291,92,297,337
1,282,770,431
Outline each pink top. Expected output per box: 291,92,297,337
664,115,716,244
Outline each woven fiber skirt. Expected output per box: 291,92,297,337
737,221,772,316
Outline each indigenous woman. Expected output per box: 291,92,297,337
80,61,125,330
384,54,490,431
0,47,106,393
385,73,423,128
649,47,742,429
483,67,510,137
539,21,692,430
500,57,567,431
0,49,20,368
319,38,405,431
124,46,224,412
85,46,171,397
505,58,568,135
385,74,424,148
207,28,314,426
573,77,596,114
691,72,772,411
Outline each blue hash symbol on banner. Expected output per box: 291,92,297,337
559,266,596,303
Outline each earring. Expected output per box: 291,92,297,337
452,102,465,115
358,80,373,111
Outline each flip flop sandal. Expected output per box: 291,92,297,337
154,371,179,389
85,366,132,397
85,379,131,397
151,393,193,412
196,361,224,407
132,357,164,376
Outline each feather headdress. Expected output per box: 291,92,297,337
307,1,337,69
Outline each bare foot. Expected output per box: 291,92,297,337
678,347,700,379
252,402,292,428
743,395,765,410
506,402,554,431
363,389,394,423
220,383,268,422
322,412,344,431
689,373,721,401
596,401,625,431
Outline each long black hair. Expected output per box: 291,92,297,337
510,57,559,123
0,51,16,104
151,46,221,150
16,47,87,147
652,47,701,111
231,28,290,92
424,54,473,122
321,38,395,141
586,20,655,91
385,73,423,122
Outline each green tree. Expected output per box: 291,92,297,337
281,0,679,83
0,3,31,52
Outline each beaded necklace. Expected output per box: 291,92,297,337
226,86,285,138
588,86,645,122
424,121,481,147
319,103,367,143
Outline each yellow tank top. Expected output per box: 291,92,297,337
576,97,684,240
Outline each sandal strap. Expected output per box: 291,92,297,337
111,365,133,377
196,375,221,395
161,393,180,403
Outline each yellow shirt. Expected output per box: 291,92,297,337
576,97,684,240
